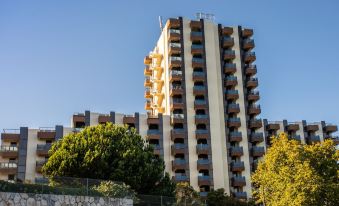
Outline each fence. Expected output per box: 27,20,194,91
0,176,181,205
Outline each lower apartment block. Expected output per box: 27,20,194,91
1,111,338,199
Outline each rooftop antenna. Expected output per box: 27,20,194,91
158,16,163,32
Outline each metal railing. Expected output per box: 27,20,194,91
2,129,20,134
38,127,55,132
168,29,180,34
0,162,17,168
169,42,181,48
0,146,18,152
191,31,202,36
169,56,182,61
171,114,184,119
192,58,204,63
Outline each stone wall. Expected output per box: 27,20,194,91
0,192,133,206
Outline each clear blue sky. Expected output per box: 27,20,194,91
0,0,338,132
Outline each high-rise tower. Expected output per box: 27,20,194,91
143,16,264,198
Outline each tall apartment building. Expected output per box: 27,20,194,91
0,16,338,200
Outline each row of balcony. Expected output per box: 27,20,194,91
266,122,338,133
227,118,262,129
224,76,258,89
224,64,257,76
229,132,264,143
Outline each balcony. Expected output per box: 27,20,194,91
36,144,52,156
169,56,182,68
170,85,184,96
198,176,212,186
36,160,46,173
243,39,255,50
171,114,185,124
224,50,236,60
230,146,243,157
195,114,209,124
225,76,238,87
173,175,188,182
290,135,301,141
224,63,237,74
192,71,205,81
37,128,56,140
324,124,338,133
309,135,321,143
168,29,181,41
123,115,135,124
193,85,206,96
144,66,152,76
242,28,253,37
0,162,17,173
196,144,209,155
267,122,280,130
227,103,240,114
170,99,184,110
248,91,260,101
144,56,152,65
172,159,187,170
225,90,239,100
246,77,258,88
171,143,185,155
229,132,242,142
306,124,319,131
191,44,204,55
228,118,241,128
144,77,152,87
197,159,210,170
248,104,261,115
190,21,202,29
169,70,182,82
249,119,262,129
244,52,256,63
147,116,159,124
222,27,233,35
151,144,161,155
1,129,20,142
252,146,265,157
234,192,247,199
190,31,203,42
250,132,264,143
145,101,151,111
171,129,185,140
147,129,161,140
223,37,234,48
144,89,152,99
167,18,180,29
194,100,207,110
252,160,259,170
0,146,18,158
230,162,245,172
73,113,85,127
287,123,300,131
245,65,257,76
169,43,181,55
232,176,246,187
192,58,205,68
98,114,110,124
196,129,209,139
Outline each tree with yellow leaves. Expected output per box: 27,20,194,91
252,133,339,206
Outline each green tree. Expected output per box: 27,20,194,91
42,123,174,196
252,133,339,206
207,188,255,206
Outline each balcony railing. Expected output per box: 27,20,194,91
169,56,182,61
191,31,203,36
197,159,210,165
191,44,204,50
229,131,242,142
171,114,185,119
37,144,52,151
196,129,208,134
168,29,180,34
0,162,17,169
192,58,204,63
174,175,188,181
0,146,18,152
147,129,160,135
169,43,181,48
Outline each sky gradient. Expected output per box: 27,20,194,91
0,0,338,133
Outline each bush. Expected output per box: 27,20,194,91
92,181,136,199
